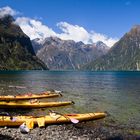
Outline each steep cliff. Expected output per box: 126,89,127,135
84,25,140,71
33,37,109,70
0,15,48,70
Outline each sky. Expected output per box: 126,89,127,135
0,0,140,47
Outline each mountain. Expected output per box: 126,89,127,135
84,25,140,71
0,15,48,70
31,38,43,53
33,37,109,70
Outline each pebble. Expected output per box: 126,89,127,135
0,121,139,140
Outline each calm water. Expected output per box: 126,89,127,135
0,71,140,128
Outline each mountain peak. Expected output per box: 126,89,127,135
95,41,109,51
132,25,140,29
42,36,62,45
0,14,14,25
96,41,106,47
0,14,13,19
130,25,140,33
32,36,109,70
84,25,140,71
76,41,84,46
0,15,48,70
0,14,27,38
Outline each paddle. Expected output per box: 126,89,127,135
69,118,79,124
49,110,79,124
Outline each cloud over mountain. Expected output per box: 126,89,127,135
89,31,118,47
15,17,56,40
0,6,19,18
1,6,118,47
16,17,118,47
56,22,90,43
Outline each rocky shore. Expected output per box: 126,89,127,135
0,119,140,140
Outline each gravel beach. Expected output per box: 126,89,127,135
0,119,140,140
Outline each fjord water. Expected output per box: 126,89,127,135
0,71,140,128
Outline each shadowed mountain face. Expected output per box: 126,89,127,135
83,25,140,71
32,37,109,70
0,15,48,70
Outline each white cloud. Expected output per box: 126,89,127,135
0,6,19,18
90,31,118,47
15,17,56,39
1,6,118,47
57,22,90,43
16,18,118,47
57,22,118,47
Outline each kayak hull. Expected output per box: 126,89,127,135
0,101,73,108
0,112,106,127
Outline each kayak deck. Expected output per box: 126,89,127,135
0,101,73,108
0,92,61,101
0,112,106,127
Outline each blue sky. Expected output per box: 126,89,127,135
0,0,140,46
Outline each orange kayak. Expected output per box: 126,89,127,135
0,100,73,108
0,91,62,101
0,112,106,128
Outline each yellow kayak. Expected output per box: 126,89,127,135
0,112,106,128
0,91,62,101
0,100,73,108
